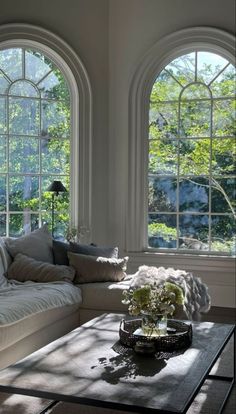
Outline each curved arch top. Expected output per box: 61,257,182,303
130,26,235,102
0,23,92,240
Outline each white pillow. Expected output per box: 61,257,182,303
5,225,54,264
7,253,75,283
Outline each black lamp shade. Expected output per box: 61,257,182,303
47,180,67,195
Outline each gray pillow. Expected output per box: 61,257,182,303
53,240,119,266
7,253,75,283
69,242,118,258
68,252,128,284
5,225,54,264
53,240,70,265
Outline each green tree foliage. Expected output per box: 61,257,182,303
0,48,70,238
148,51,236,254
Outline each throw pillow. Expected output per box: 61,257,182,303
53,240,70,265
69,242,119,258
5,225,54,264
7,253,75,283
53,240,119,265
68,252,128,284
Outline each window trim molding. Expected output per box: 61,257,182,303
0,23,92,240
127,26,235,254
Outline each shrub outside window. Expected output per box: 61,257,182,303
0,47,70,238
148,51,235,255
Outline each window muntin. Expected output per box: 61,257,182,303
148,51,235,254
0,47,70,238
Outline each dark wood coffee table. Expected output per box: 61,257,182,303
0,313,235,413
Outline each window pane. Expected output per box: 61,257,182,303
211,177,236,213
211,215,235,254
149,177,176,212
9,137,39,173
0,72,9,94
0,214,6,236
181,83,210,100
38,68,70,100
212,138,235,175
0,136,7,172
25,50,52,83
148,214,177,248
149,140,177,174
179,139,210,175
197,52,228,84
152,70,182,101
9,176,39,211
0,48,22,80
179,178,209,212
10,80,39,97
210,64,236,97
9,213,39,237
41,100,70,138
0,97,7,133
213,99,235,137
179,214,209,250
41,139,70,174
9,97,40,135
0,176,6,211
180,101,211,137
149,103,178,140
165,53,195,85
53,212,70,240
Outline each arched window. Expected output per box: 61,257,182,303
0,24,92,240
0,46,70,237
148,51,235,254
128,28,235,257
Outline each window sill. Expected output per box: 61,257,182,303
126,250,236,273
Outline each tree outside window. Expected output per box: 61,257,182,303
0,47,70,238
148,51,235,255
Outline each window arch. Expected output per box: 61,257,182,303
0,24,92,240
128,27,235,256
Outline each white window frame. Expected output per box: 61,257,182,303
0,23,92,241
127,27,235,256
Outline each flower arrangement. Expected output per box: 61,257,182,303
122,282,184,318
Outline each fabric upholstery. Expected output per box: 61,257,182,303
7,253,75,283
68,252,128,283
5,225,54,263
69,242,119,259
53,240,119,265
53,240,70,265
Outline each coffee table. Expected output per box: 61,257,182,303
0,313,234,413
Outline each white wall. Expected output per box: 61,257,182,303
0,0,235,307
108,0,236,307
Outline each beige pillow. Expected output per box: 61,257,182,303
7,253,75,283
68,252,129,284
5,225,54,264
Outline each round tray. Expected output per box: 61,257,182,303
119,318,192,352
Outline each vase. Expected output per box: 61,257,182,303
141,312,167,337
